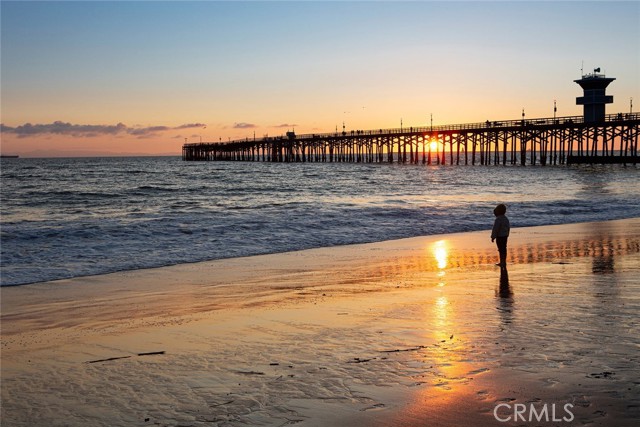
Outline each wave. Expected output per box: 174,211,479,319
136,185,177,192
1,158,638,286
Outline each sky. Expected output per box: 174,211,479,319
1,1,639,157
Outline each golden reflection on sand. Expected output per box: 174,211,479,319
416,240,471,406
399,288,474,420
433,240,449,270
432,240,449,286
374,232,639,289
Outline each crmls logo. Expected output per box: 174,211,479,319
493,403,575,423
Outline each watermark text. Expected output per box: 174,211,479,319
494,403,575,423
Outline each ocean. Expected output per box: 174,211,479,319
1,156,639,287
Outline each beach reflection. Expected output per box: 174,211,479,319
433,240,449,270
371,224,638,426
591,235,616,274
395,269,473,423
432,240,449,287
495,267,513,326
386,233,640,281
429,294,469,395
425,240,470,403
508,235,638,267
431,240,453,358
433,295,450,335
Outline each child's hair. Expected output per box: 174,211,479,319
494,204,507,216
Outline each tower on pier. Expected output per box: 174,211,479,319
575,68,615,123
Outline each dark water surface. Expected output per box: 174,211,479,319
1,156,638,286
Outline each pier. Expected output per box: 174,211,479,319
183,113,639,165
183,72,640,165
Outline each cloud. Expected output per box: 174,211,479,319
0,121,207,138
176,123,206,130
273,123,297,128
128,126,171,136
233,122,256,129
1,122,126,137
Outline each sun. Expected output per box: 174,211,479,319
429,140,439,152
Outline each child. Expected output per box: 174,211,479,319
491,204,510,267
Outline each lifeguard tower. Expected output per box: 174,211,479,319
575,68,615,123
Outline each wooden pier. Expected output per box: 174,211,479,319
183,113,639,166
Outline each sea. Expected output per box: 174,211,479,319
1,156,639,287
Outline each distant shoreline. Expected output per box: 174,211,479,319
6,152,640,161
1,154,181,159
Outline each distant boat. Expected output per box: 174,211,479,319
0,155,19,158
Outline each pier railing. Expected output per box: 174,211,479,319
184,113,638,147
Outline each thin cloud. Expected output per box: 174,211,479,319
273,123,297,128
0,121,207,138
176,123,207,130
233,122,256,129
128,126,171,136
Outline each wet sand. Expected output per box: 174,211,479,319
2,218,639,426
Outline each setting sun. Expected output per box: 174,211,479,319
429,140,439,152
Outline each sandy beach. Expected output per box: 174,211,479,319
2,218,639,427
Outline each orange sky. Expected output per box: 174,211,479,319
1,1,638,157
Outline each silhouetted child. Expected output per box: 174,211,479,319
491,204,510,268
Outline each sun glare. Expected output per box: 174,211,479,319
433,240,448,270
429,140,439,152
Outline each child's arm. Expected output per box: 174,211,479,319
491,218,499,241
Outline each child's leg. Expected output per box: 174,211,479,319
496,237,508,265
